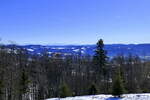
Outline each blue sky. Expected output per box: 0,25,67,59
0,0,150,44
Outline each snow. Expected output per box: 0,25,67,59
57,48,65,50
81,50,85,54
27,49,34,52
48,52,52,54
73,49,80,52
64,53,72,56
81,47,86,50
37,53,41,55
46,94,150,100
51,47,65,49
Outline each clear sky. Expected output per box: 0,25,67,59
0,0,150,45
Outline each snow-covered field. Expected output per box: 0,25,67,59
46,94,150,100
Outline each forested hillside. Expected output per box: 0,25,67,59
0,40,150,100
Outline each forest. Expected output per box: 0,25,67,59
0,39,150,100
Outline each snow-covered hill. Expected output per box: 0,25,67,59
4,44,150,59
46,94,150,100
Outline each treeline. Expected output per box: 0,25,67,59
0,40,150,100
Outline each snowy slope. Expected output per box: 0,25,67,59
46,94,150,100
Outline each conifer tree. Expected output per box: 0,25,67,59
112,68,125,97
88,83,98,95
93,39,108,92
59,83,72,98
19,69,30,100
0,79,3,100
94,39,108,76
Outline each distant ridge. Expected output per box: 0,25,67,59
3,44,150,59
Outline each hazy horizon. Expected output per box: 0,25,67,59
1,40,150,46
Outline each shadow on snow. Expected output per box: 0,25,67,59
106,97,121,100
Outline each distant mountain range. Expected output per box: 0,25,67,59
8,44,149,59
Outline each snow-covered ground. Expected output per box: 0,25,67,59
46,93,150,100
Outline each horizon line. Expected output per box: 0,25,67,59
2,43,150,46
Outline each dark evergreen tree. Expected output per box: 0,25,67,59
19,69,30,100
93,39,107,71
88,83,98,95
93,39,108,92
0,79,3,100
59,83,72,98
112,68,125,97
